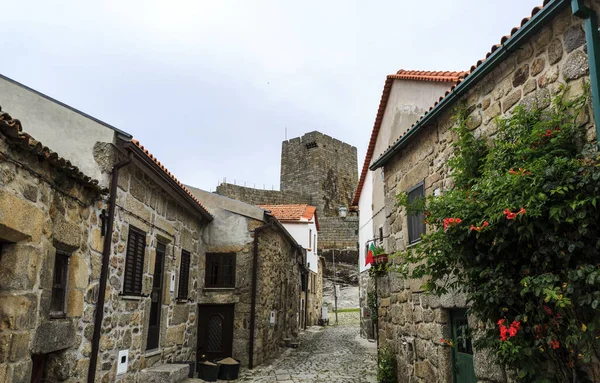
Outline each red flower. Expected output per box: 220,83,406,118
504,208,526,220
509,168,517,174
497,319,505,325
470,221,490,232
443,218,462,230
499,325,509,341
550,339,560,349
510,321,521,331
543,306,553,315
508,326,518,337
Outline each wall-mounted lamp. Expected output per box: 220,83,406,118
338,205,347,218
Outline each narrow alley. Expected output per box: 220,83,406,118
188,311,377,383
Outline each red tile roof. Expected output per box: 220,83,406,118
130,139,212,218
391,70,467,83
0,107,104,192
371,0,555,168
351,70,465,207
258,204,319,231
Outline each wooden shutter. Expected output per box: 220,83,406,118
178,250,191,300
205,253,235,288
407,183,426,244
124,226,146,295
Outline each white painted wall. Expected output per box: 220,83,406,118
0,75,124,185
371,80,453,249
282,220,319,274
358,170,374,273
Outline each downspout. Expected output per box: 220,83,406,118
88,155,131,383
304,272,309,330
572,0,600,146
248,221,272,369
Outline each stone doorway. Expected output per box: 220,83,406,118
197,304,234,361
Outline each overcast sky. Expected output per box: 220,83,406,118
2,0,541,192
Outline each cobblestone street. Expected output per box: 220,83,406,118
239,311,376,383
188,311,377,383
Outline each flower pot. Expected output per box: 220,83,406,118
374,254,388,264
197,361,220,382
216,357,241,380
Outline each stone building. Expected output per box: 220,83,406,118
365,1,600,382
0,109,105,382
0,74,308,381
256,204,324,326
186,187,306,368
352,70,465,340
216,131,360,281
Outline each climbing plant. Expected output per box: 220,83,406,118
394,86,600,382
377,347,397,383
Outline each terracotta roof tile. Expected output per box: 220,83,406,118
258,204,319,231
130,139,212,217
0,106,105,192
373,0,554,167
351,70,465,206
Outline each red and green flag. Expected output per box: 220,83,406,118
365,243,375,266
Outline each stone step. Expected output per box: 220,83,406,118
139,363,191,383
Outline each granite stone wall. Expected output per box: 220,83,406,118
91,154,208,382
0,132,103,383
377,6,597,383
251,222,302,366
215,183,311,206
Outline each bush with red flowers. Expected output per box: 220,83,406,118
394,88,600,382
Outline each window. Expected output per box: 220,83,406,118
407,182,426,244
123,226,146,296
309,229,312,249
378,227,384,244
50,251,70,318
313,234,316,252
178,250,191,300
205,253,235,288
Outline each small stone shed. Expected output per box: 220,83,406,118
367,1,600,382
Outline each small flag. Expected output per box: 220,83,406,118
365,243,375,266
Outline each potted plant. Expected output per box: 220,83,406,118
372,246,388,264
196,355,220,382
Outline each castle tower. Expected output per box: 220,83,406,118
280,131,358,251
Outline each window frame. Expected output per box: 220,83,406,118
205,253,236,289
177,249,191,300
123,225,146,296
50,250,70,319
407,181,427,245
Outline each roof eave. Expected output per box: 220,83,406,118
124,142,214,222
369,0,569,171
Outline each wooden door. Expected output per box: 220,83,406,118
197,304,235,361
451,310,476,383
146,242,166,351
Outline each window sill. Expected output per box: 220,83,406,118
120,295,143,301
145,349,162,358
203,287,236,292
407,240,421,249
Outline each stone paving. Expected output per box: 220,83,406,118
187,311,377,383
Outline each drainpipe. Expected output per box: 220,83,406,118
248,221,272,369
88,155,131,383
572,0,600,146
